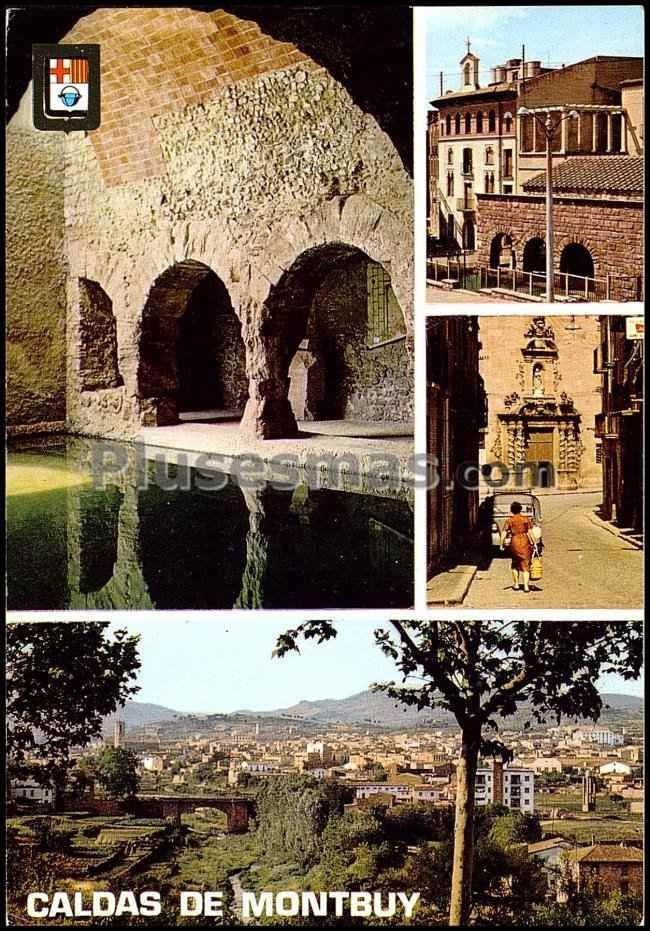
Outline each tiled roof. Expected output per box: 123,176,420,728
528,837,572,854
431,82,515,105
523,157,643,194
571,844,643,863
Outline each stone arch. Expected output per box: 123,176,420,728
560,242,595,281
455,113,462,134
78,279,123,392
246,241,410,434
523,237,546,274
137,260,247,426
489,233,514,270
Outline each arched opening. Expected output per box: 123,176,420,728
560,243,595,294
455,113,461,134
464,112,471,133
265,243,410,428
462,220,476,252
489,233,514,270
138,261,247,425
476,111,484,133
78,279,123,391
488,110,496,133
523,237,546,274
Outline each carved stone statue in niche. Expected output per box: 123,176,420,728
532,363,545,397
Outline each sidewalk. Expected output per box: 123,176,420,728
587,512,644,551
426,564,477,606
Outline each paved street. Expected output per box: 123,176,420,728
459,491,642,610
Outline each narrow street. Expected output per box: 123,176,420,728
461,491,643,609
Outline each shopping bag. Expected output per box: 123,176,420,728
530,545,543,581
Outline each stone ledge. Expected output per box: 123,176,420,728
7,420,66,436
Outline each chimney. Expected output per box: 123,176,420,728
492,758,504,805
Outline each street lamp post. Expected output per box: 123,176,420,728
518,107,579,302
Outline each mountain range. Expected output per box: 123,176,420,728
104,690,643,733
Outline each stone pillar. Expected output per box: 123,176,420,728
592,114,597,152
561,115,567,154
620,113,628,153
234,487,274,609
239,308,299,440
606,112,613,152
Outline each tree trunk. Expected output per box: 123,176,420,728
449,728,481,926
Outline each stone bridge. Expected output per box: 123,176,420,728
133,794,256,833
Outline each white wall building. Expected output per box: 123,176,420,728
571,727,624,748
11,779,55,806
475,762,535,813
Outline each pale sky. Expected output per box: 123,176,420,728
107,618,644,712
425,5,644,102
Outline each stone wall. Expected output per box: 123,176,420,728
299,258,412,423
6,98,66,431
476,193,643,301
478,316,602,490
57,9,413,439
7,8,413,440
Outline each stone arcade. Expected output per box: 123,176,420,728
7,8,413,442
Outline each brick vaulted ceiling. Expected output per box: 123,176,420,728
6,6,413,180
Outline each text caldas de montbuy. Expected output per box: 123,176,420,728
27,890,421,919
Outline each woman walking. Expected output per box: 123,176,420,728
500,501,534,592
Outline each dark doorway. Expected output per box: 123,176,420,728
489,233,513,269
138,261,248,425
176,272,246,414
523,237,546,274
560,243,595,295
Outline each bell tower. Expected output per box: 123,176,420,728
460,38,480,90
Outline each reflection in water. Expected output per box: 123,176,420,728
7,438,414,610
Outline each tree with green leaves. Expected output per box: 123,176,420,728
95,747,140,799
7,622,140,794
274,620,642,926
489,811,542,847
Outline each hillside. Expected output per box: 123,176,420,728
111,690,642,734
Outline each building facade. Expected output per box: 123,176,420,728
477,158,643,301
562,845,643,899
429,46,644,299
475,760,535,813
426,317,484,574
479,316,602,492
431,49,524,251
594,315,644,531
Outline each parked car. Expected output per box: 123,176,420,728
481,490,542,550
